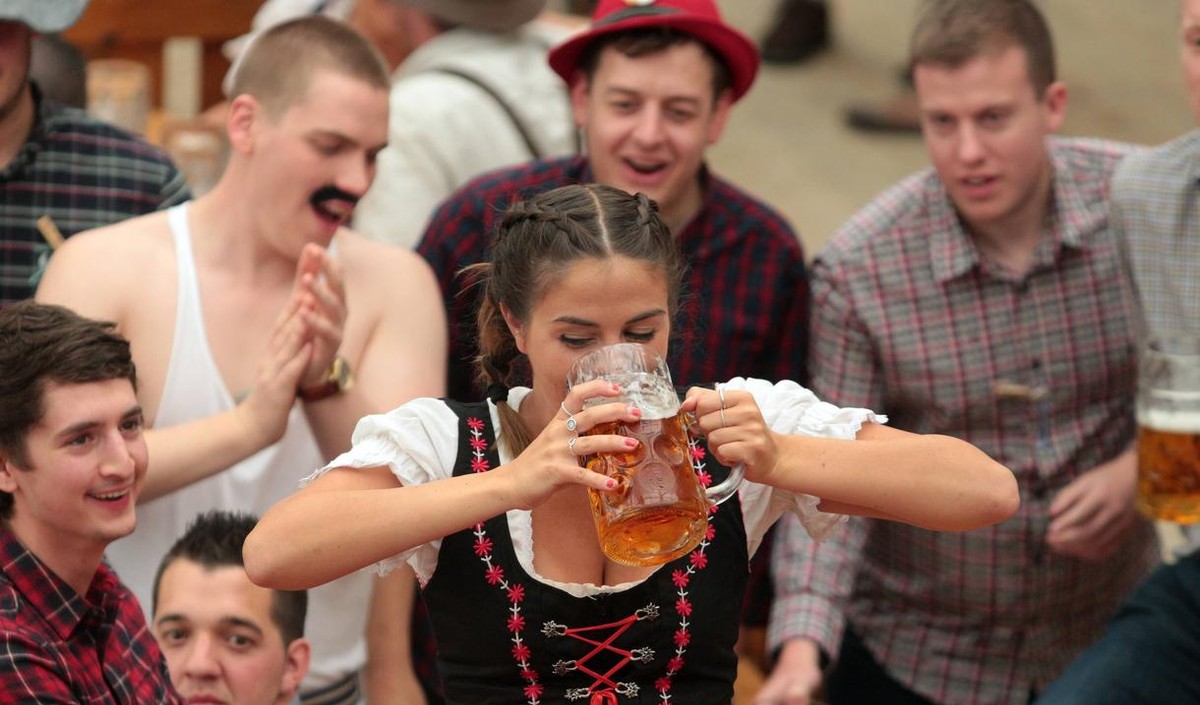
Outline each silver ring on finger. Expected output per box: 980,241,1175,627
567,435,579,454
561,402,579,432
716,383,728,428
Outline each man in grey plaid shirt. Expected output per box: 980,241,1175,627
755,1,1160,704
1034,1,1200,703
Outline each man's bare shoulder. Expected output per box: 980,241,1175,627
38,211,175,312
337,229,440,294
58,210,175,267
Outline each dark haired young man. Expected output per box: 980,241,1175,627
0,300,181,703
153,511,310,705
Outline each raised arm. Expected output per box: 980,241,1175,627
244,380,640,590
682,384,1019,531
35,225,309,501
297,241,448,461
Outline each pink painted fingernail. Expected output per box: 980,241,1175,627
624,438,638,448
606,478,617,488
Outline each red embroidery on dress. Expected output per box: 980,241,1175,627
464,417,717,704
466,416,543,703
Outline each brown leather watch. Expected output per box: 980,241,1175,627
297,356,353,402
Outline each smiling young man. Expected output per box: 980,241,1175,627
758,1,1159,704
36,17,446,705
153,511,310,705
0,300,181,704
418,0,808,403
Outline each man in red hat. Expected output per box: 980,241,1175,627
418,0,808,404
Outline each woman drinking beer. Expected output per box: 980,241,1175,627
246,184,1018,705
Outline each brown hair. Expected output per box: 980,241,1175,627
910,0,1057,95
231,15,390,119
576,27,734,103
471,184,685,455
0,301,137,520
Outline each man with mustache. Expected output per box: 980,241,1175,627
36,17,446,705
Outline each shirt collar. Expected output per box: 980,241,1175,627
0,524,116,640
927,176,977,283
928,141,1086,284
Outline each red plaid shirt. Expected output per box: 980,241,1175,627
417,155,809,400
769,138,1160,705
0,525,181,705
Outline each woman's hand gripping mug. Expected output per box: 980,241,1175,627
567,343,743,566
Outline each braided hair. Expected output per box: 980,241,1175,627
467,184,685,456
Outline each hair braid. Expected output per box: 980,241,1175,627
472,184,685,457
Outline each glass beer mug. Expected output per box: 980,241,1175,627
1136,336,1200,523
568,343,743,566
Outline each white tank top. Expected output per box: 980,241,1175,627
104,202,371,693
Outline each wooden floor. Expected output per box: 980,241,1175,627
712,0,1192,257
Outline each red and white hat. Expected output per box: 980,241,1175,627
548,0,760,101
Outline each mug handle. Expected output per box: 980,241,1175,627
705,463,744,506
683,410,744,506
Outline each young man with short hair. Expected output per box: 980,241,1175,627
153,511,310,705
37,16,446,705
760,1,1158,703
0,300,181,703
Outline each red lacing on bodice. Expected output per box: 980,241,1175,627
566,614,640,693
464,415,717,704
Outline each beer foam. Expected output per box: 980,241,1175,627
581,371,680,418
1139,408,1200,433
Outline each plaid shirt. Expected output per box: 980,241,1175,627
418,154,809,401
0,84,190,305
1114,129,1200,340
769,138,1160,705
0,525,182,704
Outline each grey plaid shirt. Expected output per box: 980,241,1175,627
769,138,1161,705
1116,129,1200,340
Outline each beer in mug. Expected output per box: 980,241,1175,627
1136,336,1200,523
569,344,742,566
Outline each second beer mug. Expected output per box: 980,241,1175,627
568,343,743,566
1137,335,1200,523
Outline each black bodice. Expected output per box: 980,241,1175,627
421,399,750,705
